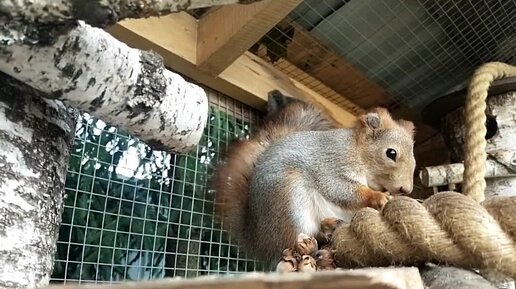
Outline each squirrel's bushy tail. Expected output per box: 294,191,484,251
212,90,340,263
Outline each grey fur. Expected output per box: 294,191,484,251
246,124,415,265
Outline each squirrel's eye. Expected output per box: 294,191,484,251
386,148,397,161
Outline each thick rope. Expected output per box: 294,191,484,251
276,62,516,276
332,192,516,278
462,62,516,202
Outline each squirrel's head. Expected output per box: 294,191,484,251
355,107,416,196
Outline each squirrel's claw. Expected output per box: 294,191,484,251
368,191,391,210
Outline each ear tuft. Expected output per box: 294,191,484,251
365,113,381,129
398,119,416,137
360,107,393,130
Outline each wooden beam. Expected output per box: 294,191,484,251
106,12,356,127
196,0,302,76
273,58,366,116
285,22,395,109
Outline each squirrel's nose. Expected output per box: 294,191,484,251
399,186,412,195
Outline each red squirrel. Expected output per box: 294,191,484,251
213,90,416,267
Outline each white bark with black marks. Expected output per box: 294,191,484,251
0,21,208,153
419,159,516,187
0,0,264,27
0,73,77,289
439,92,516,198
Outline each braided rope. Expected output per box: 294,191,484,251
330,63,516,275
332,192,516,278
274,62,516,276
462,62,516,202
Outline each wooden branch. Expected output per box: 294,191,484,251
419,159,516,187
0,0,264,27
196,0,302,76
107,13,357,127
0,21,208,153
0,73,77,289
44,268,424,289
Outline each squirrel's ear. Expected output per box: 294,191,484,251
398,119,416,137
364,113,381,129
360,107,392,131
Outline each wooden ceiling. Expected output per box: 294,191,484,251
106,1,440,146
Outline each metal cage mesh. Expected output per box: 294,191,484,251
50,87,264,284
50,0,516,284
250,0,516,111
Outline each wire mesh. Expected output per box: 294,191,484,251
49,0,516,283
249,0,516,111
50,86,265,284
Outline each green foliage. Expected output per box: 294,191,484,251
52,106,262,283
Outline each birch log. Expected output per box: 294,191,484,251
0,73,77,289
0,0,264,27
419,159,516,187
0,21,208,153
438,91,516,198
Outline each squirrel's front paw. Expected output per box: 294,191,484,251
357,185,391,210
369,191,391,210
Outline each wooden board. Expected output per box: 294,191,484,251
285,22,394,109
197,0,302,75
45,268,424,289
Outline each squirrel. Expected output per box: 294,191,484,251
213,90,416,267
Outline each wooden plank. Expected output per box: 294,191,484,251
223,52,356,126
285,22,395,109
273,58,365,116
105,12,357,127
44,268,424,289
197,0,302,76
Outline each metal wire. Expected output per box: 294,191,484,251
51,86,264,284
250,0,516,111
50,0,516,283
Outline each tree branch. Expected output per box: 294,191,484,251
0,21,208,153
419,159,516,187
0,0,265,27
0,73,77,289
